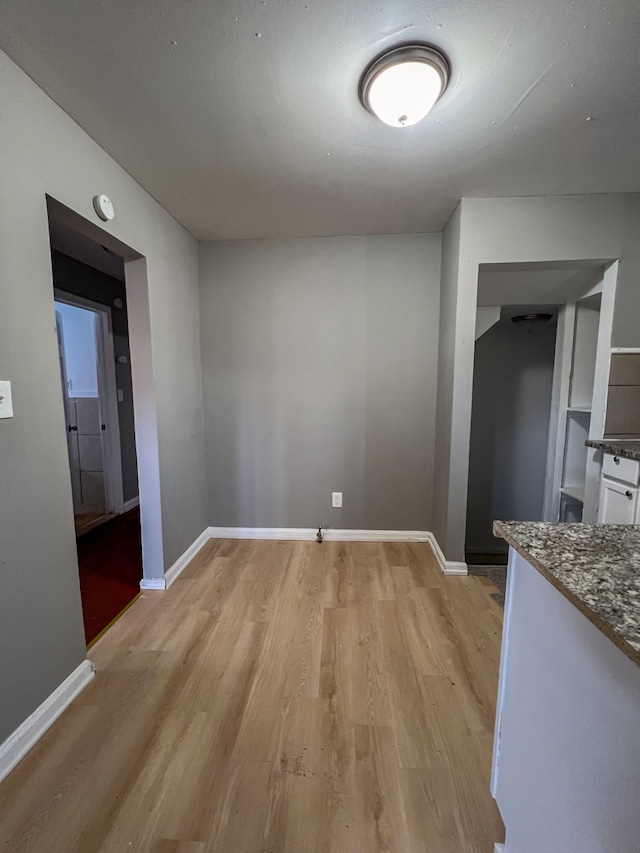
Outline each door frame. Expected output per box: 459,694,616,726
54,289,125,515
55,308,83,511
541,263,619,522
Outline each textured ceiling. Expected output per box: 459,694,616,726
1,1,640,240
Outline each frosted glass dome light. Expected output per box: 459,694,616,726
360,45,450,128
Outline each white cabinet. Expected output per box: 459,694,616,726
602,452,640,485
492,548,640,853
598,477,639,524
597,452,640,524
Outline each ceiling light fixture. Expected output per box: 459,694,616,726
511,313,553,334
360,44,450,128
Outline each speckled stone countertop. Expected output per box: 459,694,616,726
585,439,640,461
494,521,640,666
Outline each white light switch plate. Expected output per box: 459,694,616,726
0,381,14,418
332,491,343,508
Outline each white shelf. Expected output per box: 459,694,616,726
568,300,600,409
547,291,605,524
560,485,585,503
562,416,589,499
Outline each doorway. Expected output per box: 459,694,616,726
49,212,143,645
55,292,122,534
465,260,615,599
466,306,558,576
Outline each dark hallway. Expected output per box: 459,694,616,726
77,507,142,645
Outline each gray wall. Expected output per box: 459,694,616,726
435,194,640,563
432,205,462,562
466,323,556,553
199,234,441,530
0,49,206,745
52,250,138,503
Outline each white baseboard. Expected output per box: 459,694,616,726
494,845,505,853
164,528,211,588
207,526,433,543
442,561,468,575
140,577,167,590
139,528,212,591
0,659,94,784
123,496,140,513
426,533,469,575
139,527,468,593
324,529,431,543
206,527,467,574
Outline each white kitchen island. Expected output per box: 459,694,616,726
491,521,640,853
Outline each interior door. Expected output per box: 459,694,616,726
56,310,82,511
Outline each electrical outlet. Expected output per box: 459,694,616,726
332,492,342,508
0,381,14,419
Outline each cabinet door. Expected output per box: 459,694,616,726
597,477,639,524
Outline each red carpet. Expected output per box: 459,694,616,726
77,508,142,645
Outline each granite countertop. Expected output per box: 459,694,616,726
494,521,640,666
585,439,640,461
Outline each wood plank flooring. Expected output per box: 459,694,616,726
0,539,505,852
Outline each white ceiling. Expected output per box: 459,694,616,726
2,1,640,240
477,262,604,307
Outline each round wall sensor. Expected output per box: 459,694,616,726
93,194,114,221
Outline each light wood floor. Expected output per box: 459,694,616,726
0,539,505,852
